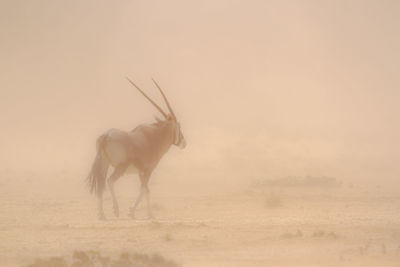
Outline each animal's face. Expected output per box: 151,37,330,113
173,119,186,149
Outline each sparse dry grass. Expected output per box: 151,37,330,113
24,250,180,267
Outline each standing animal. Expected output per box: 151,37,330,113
87,78,186,220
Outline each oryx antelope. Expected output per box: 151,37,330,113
87,78,186,220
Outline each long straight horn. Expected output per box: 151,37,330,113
126,77,167,118
151,78,176,119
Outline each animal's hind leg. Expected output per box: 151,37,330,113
97,192,105,220
107,163,128,217
144,182,153,219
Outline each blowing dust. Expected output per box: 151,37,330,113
0,1,399,266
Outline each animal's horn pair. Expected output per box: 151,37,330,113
126,77,176,119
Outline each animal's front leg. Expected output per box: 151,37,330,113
129,185,144,218
145,185,153,219
130,170,152,219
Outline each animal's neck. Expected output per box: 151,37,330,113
152,121,175,154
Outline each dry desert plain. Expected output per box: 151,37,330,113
0,169,399,267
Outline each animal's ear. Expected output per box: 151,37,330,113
154,115,163,123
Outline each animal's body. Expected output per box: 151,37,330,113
87,78,186,219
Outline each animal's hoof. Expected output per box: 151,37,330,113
98,213,106,220
147,213,154,220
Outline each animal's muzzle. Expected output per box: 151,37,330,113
178,138,187,149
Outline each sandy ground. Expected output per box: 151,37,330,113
0,170,399,267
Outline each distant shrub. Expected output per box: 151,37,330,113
312,230,339,239
264,194,283,208
280,230,303,239
163,233,173,242
255,176,341,188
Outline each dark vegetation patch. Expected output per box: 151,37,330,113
254,176,341,188
312,230,339,239
280,229,303,239
24,250,180,267
264,193,283,208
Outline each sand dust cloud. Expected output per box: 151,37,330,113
0,0,399,266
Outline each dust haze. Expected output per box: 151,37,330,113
1,0,399,266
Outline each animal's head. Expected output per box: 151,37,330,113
166,114,186,149
126,77,186,149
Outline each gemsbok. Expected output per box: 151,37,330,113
87,78,186,220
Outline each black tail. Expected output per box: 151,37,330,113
86,134,109,197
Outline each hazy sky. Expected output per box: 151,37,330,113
0,0,399,182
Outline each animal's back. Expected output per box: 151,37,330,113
102,127,152,173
